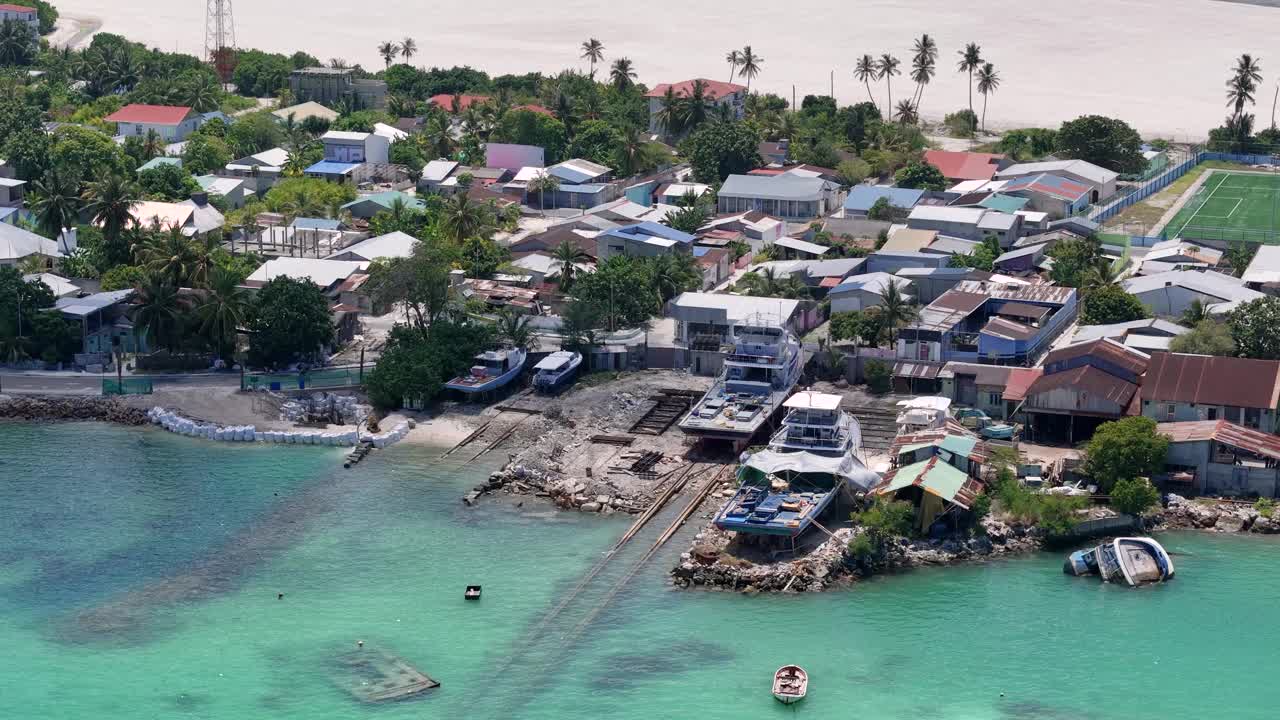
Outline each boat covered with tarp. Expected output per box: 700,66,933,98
1064,537,1175,586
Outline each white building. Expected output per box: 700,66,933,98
905,206,1022,247
104,104,202,142
1122,270,1264,317
995,159,1119,203
0,4,39,33
828,272,914,314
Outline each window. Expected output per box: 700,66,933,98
987,392,1002,406
1164,404,1176,421
1207,407,1218,420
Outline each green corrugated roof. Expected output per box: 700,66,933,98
938,435,979,459
883,458,970,503
979,193,1029,214
138,156,182,172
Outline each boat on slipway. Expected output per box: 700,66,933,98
445,347,527,395
531,350,582,394
1064,537,1175,586
678,319,802,445
715,392,879,539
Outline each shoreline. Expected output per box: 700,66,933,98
45,13,102,50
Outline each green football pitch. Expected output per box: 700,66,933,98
1166,170,1280,242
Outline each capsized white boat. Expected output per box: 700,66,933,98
1064,537,1175,586
772,665,808,704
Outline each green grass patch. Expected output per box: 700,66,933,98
1166,169,1280,243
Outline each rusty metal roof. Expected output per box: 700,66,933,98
937,362,1015,388
1045,337,1150,376
893,360,944,380
1142,352,1280,410
1002,367,1043,402
1026,365,1139,407
1159,420,1280,460
995,301,1050,322
982,316,1038,341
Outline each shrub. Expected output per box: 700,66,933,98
944,109,978,138
1255,497,1275,518
1110,477,1160,516
864,359,891,394
990,468,1086,537
853,497,915,540
847,532,876,560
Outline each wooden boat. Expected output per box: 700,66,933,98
772,665,808,704
1064,537,1175,586
464,585,482,600
445,347,527,394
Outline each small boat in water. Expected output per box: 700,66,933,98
1064,537,1175,587
772,665,808,704
445,347,527,395
464,585,482,600
532,350,582,393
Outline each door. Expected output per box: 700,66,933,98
957,374,978,406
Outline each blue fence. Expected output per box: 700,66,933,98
1088,154,1201,224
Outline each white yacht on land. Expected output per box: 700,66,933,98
715,391,879,538
678,320,803,443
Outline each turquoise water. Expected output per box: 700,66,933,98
2,423,1278,719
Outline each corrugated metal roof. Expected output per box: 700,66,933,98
893,360,944,380
995,302,1050,322
1142,351,1280,410
937,362,1015,388
843,185,925,213
1026,365,1139,407
923,150,1005,181
875,456,983,509
1044,337,1150,375
1159,420,1280,459
719,173,835,201
1002,367,1043,402
981,316,1037,341
104,104,193,125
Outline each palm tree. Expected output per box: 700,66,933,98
581,38,605,76
737,45,763,92
725,49,742,83
400,37,417,62
1228,54,1263,122
528,174,561,215
976,62,1000,132
876,53,901,114
196,266,251,361
655,86,685,137
82,172,140,266
440,193,493,244
183,73,222,113
609,57,636,90
957,43,983,117
615,125,649,176
496,308,538,350
910,33,938,107
138,225,199,287
188,233,220,288
29,170,81,254
552,240,590,290
650,253,699,303
854,54,879,110
682,79,713,131
895,99,919,125
141,129,165,160
877,280,917,345
0,18,35,65
1180,299,1211,328
377,41,401,68
132,274,187,353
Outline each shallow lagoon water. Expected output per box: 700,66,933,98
2,422,1278,719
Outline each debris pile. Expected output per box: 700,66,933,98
280,393,368,425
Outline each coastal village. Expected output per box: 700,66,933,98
7,3,1280,700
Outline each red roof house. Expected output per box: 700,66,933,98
428,94,493,113
104,104,196,126
645,79,746,101
923,150,1007,182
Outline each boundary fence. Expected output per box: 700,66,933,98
103,378,153,396
241,365,367,392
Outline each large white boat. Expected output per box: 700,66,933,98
678,320,803,443
714,392,879,538
1064,537,1175,587
445,347,528,394
532,350,582,394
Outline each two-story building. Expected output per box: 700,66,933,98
1021,338,1150,443
645,79,746,135
0,4,38,33
289,67,387,109
304,131,390,183
905,206,1022,247
104,104,202,142
894,280,1077,389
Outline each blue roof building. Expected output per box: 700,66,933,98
597,221,695,260
843,185,925,216
305,160,362,183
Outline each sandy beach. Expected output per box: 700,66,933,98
47,0,1280,138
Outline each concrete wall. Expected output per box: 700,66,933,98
1142,401,1276,433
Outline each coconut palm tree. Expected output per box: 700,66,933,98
910,33,938,107
957,42,983,117
528,174,560,215
877,280,917,345
895,99,919,125
650,253,700,303
580,38,605,76
183,72,222,113
496,308,538,350
737,46,763,92
440,193,494,244
1180,299,1211,328
139,226,199,288
132,274,188,352
609,57,636,90
615,125,650,176
854,54,879,110
654,86,685,137
377,41,400,68
725,49,742,83
1228,54,1263,122
682,80,713,131
188,233,221,288
552,240,590,290
876,53,901,113
82,172,140,266
28,170,81,255
976,62,1000,132
196,265,251,361
0,18,36,65
400,37,417,62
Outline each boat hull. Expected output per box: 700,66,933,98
772,665,807,704
445,363,525,394
1063,537,1174,586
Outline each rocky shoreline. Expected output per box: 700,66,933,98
0,396,150,425
463,464,652,514
1153,494,1280,534
672,517,1042,593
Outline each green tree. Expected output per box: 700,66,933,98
551,240,590,290
1056,115,1145,174
138,163,202,201
48,125,126,187
100,265,148,292
948,237,1001,272
580,38,605,76
1169,319,1236,356
247,276,336,368
976,63,1000,132
875,53,901,115
836,158,871,187
830,310,883,348
684,122,762,183
181,133,232,175
876,275,917,344
561,298,604,352
439,193,495,245
231,50,293,96
1046,236,1103,288
566,119,624,167
956,42,983,117
572,256,660,330
737,46,763,91
28,170,81,253
226,111,286,157
0,18,36,65
364,321,494,409
849,496,916,558
1228,296,1280,359
1110,477,1161,516
609,57,636,90
196,266,252,362
1224,241,1258,278
894,159,947,190
82,172,141,267
131,274,188,353
1084,417,1169,493
492,109,568,163
1079,284,1149,325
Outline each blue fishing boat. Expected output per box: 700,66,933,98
715,392,879,539
445,347,528,394
531,350,582,394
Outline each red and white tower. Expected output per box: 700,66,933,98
204,0,237,83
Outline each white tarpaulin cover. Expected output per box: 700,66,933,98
744,450,881,491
